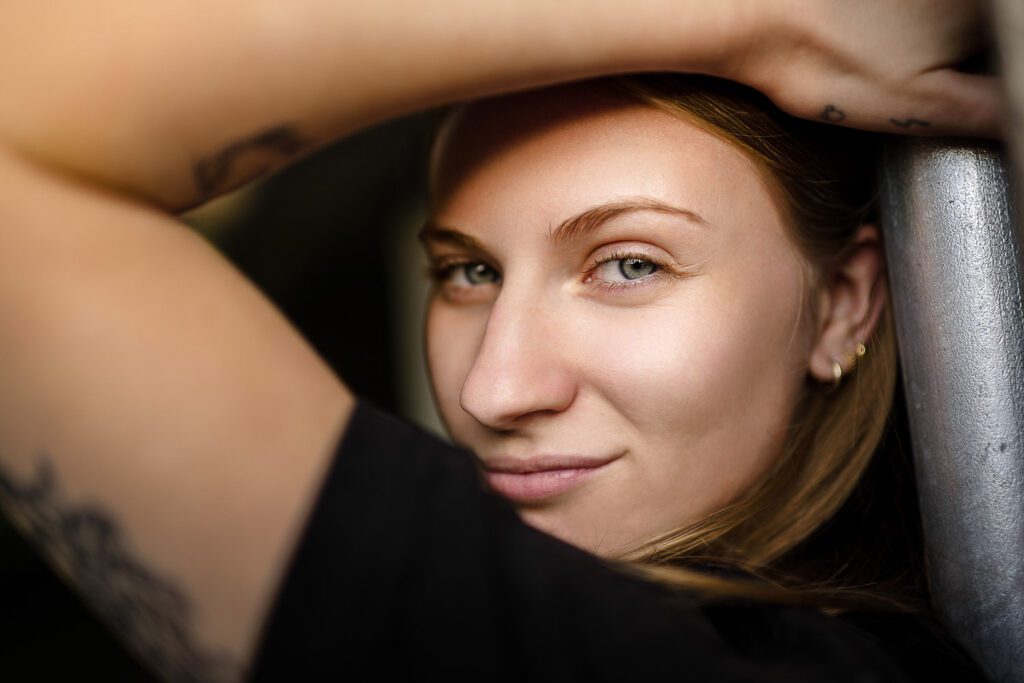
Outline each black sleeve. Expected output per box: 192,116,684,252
249,400,983,682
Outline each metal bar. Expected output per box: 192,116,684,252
879,138,1024,682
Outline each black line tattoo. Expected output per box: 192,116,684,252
890,117,931,129
0,456,241,683
819,105,846,123
193,125,306,197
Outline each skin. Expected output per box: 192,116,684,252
423,80,885,556
0,2,991,677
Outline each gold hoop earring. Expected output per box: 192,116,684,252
845,340,868,370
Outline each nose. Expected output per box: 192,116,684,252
459,290,577,431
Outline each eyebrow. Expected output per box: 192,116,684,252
547,197,709,246
417,222,488,252
417,197,709,250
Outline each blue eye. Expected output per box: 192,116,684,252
593,256,661,284
617,258,658,280
428,260,501,289
462,262,501,285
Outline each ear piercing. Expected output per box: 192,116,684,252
830,341,867,390
830,359,843,388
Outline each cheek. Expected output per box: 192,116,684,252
579,259,808,454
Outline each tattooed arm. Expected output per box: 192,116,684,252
0,1,1001,211
0,1,1000,681
0,148,353,681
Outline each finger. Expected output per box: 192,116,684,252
898,71,1006,139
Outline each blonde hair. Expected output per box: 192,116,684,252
595,74,907,611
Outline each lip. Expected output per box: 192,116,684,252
480,454,621,504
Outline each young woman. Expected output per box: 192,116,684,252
0,1,1001,681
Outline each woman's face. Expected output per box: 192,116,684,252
423,82,816,557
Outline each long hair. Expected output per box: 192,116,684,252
594,74,917,612
430,73,920,612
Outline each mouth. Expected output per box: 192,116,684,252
480,454,621,504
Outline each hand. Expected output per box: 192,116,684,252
717,0,1003,137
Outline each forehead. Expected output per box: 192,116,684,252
429,80,780,231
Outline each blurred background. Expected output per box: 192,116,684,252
0,109,447,679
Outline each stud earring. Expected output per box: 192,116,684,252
827,340,866,391
831,358,843,389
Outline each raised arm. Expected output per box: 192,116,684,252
0,0,751,211
0,0,1000,211
0,1,1000,681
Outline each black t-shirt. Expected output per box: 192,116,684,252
250,400,986,681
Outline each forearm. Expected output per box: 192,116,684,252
0,0,751,211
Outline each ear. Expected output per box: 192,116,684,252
807,225,887,383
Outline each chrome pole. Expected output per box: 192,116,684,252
879,138,1024,682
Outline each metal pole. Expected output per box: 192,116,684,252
879,139,1024,682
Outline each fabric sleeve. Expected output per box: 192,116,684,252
249,400,981,682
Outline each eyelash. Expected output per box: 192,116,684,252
583,249,673,292
425,251,678,293
425,258,499,286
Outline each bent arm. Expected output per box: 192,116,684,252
0,0,999,212
0,1,999,680
0,0,750,211
0,3,756,678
